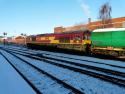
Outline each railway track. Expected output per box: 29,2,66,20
0,49,84,94
0,51,41,94
4,46,125,69
3,47,125,78
1,47,125,88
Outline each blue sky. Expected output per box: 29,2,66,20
0,0,125,36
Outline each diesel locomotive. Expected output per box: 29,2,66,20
26,30,91,53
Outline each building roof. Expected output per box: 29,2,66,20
93,28,125,32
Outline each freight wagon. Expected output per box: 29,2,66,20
91,28,125,56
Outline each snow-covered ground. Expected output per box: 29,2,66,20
1,45,125,94
43,54,125,73
4,45,125,78
5,48,125,80
1,48,125,94
0,50,74,94
0,53,36,94
13,51,125,94
5,45,125,68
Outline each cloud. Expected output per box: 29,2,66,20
77,0,91,18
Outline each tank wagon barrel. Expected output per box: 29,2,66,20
91,28,125,56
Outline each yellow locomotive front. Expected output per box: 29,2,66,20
56,30,91,53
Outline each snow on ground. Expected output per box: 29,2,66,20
38,50,125,67
0,53,36,94
1,45,125,94
5,48,125,80
43,54,125,73
4,45,125,74
6,45,125,68
6,51,125,94
0,50,73,94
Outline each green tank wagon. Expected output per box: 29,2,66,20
91,28,125,56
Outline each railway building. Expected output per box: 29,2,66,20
54,17,125,33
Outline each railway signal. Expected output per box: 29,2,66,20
3,32,7,46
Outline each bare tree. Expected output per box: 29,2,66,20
99,2,112,28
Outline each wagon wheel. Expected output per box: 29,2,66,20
85,44,91,55
109,51,119,57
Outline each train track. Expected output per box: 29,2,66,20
0,49,84,94
4,46,125,69
3,47,125,78
1,47,125,88
0,51,41,94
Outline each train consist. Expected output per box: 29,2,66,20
26,28,125,57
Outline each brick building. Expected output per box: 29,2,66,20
54,17,125,33
13,36,25,44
